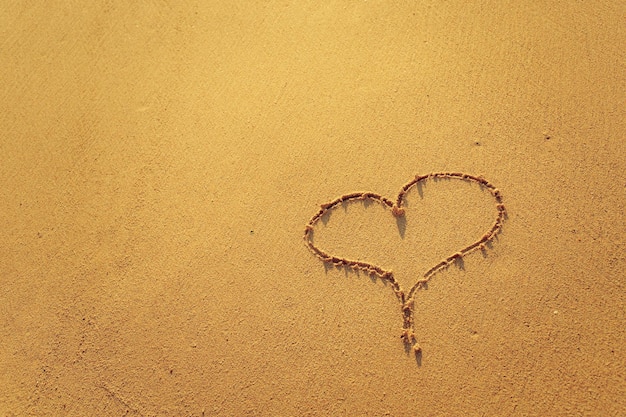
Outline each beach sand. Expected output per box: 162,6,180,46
1,2,624,415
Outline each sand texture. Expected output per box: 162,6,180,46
1,2,625,416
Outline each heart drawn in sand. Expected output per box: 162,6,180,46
303,172,507,356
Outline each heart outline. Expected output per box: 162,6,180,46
303,172,507,356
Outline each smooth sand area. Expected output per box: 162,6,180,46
1,2,624,416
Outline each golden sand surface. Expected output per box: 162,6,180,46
1,2,624,416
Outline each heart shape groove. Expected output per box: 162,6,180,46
303,172,507,356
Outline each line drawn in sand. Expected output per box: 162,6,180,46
303,172,507,359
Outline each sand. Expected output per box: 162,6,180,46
1,2,624,416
